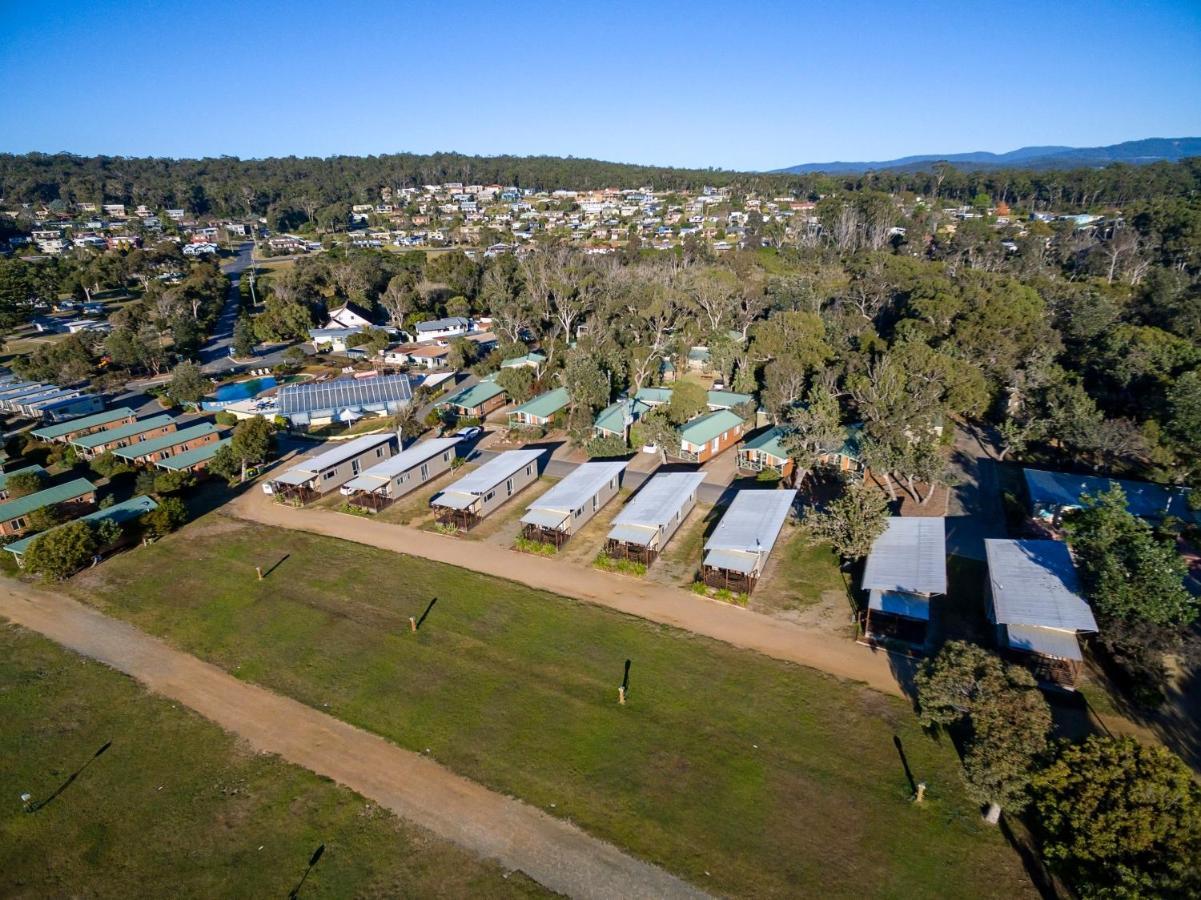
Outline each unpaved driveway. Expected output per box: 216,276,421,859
233,488,904,697
0,583,708,900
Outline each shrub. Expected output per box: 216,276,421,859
514,536,557,556
90,451,133,480
215,410,239,426
586,434,629,459
140,496,188,538
4,470,46,498
22,520,97,580
593,552,647,577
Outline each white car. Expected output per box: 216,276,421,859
454,426,483,440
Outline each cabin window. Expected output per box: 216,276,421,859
506,478,514,497
419,463,428,480
525,465,532,476
352,459,361,475
323,470,337,480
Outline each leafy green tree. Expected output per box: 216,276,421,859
916,641,1052,824
803,475,889,560
140,496,187,538
783,384,845,476
585,433,629,458
496,365,535,404
94,516,123,548
89,451,133,480
165,361,209,407
633,408,680,464
4,470,45,498
232,313,257,358
562,351,610,445
667,380,707,424
22,520,97,580
153,470,194,495
1030,736,1201,898
25,504,63,534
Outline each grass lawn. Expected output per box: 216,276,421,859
749,526,847,616
65,515,1036,898
0,625,544,899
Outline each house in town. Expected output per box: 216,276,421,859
112,423,222,466
430,448,545,530
4,495,159,568
441,378,507,419
1023,467,1195,525
860,517,947,649
414,316,471,343
153,437,231,474
325,303,375,330
0,478,97,537
266,433,398,504
508,387,568,429
32,407,138,444
70,415,178,459
984,538,1098,689
340,436,461,511
675,408,748,463
308,326,364,353
276,375,413,428
520,460,627,546
701,489,797,593
387,343,450,369
0,464,46,501
605,471,706,564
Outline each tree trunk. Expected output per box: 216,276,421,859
877,471,897,501
983,803,1001,825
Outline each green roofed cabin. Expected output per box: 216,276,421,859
112,423,221,466
71,415,177,459
634,386,754,412
154,437,231,473
737,424,864,481
0,464,47,500
508,387,569,428
441,379,507,418
593,398,653,441
0,478,97,537
32,407,137,444
4,495,159,567
676,408,748,463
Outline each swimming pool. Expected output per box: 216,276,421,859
202,376,277,409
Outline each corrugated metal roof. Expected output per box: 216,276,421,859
607,523,657,545
113,423,219,459
705,489,796,553
1004,624,1083,661
444,380,505,410
861,517,947,595
705,390,753,409
33,406,130,440
5,495,158,556
434,449,544,501
594,398,651,434
704,548,758,574
512,387,569,420
869,589,932,621
985,539,1097,632
520,507,570,530
416,316,469,331
526,461,627,515
741,426,789,460
342,437,460,491
72,415,175,449
612,472,705,530
1024,467,1195,522
280,433,396,478
0,478,95,520
277,375,412,417
679,409,745,446
156,437,231,471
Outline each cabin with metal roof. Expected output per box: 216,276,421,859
860,517,947,649
1023,467,1196,524
984,538,1098,689
71,415,178,459
113,423,221,466
0,478,97,536
736,424,864,481
267,433,397,504
154,437,232,474
5,495,158,566
521,460,627,546
606,471,706,564
32,407,136,443
593,398,653,441
676,409,748,463
508,387,569,428
701,489,797,593
340,437,461,511
430,449,545,530
276,375,413,428
441,379,507,419
500,351,546,372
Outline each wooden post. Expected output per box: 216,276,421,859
618,686,625,705
409,616,416,633
255,566,263,580
914,782,926,804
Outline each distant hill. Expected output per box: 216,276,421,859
773,137,1201,174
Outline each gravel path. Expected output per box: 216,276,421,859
0,583,709,900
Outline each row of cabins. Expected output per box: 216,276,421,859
857,516,1100,689
4,496,159,567
0,374,104,423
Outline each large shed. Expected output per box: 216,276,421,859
268,433,397,503
340,436,461,511
984,538,1098,688
276,375,413,428
520,460,627,546
430,449,545,530
606,471,706,564
860,517,947,648
701,489,797,593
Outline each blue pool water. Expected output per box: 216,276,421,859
202,376,277,409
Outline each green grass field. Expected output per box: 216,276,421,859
0,625,544,899
68,515,1035,898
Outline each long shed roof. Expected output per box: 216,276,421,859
342,437,460,491
32,407,134,440
524,461,627,517
279,433,396,479
4,495,158,557
611,471,705,532
861,517,947,595
155,437,231,471
0,478,95,520
72,415,174,449
1024,467,1195,522
985,539,1097,632
705,489,796,554
277,375,412,417
432,449,544,505
113,423,218,459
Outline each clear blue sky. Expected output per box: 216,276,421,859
2,0,1199,170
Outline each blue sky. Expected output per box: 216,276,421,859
1,0,1199,169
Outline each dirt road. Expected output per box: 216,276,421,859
0,584,707,900
232,488,905,697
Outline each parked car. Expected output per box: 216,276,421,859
454,425,483,440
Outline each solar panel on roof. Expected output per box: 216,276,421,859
277,375,412,416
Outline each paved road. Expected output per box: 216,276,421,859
231,486,906,697
945,424,1008,560
0,583,709,900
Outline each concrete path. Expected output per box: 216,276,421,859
231,489,905,697
0,584,708,900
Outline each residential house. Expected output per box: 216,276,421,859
112,423,222,466
326,303,375,330
414,316,471,343
860,518,947,649
605,471,706,564
0,478,97,537
309,326,364,352
984,538,1098,689
508,387,568,429
340,436,461,511
71,415,177,459
267,433,397,503
701,489,797,593
520,460,627,546
152,436,231,474
441,379,507,419
32,407,137,444
675,408,747,463
5,495,158,567
430,448,545,530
